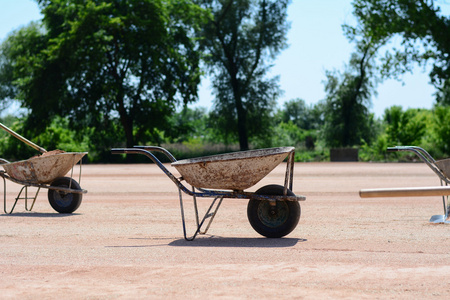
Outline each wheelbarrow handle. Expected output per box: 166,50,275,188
133,146,177,162
111,149,126,154
111,146,177,162
386,146,437,162
387,146,418,153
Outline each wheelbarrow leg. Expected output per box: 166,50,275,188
11,186,40,214
192,187,224,235
178,187,224,241
429,196,449,223
23,186,40,212
429,180,450,224
440,194,450,221
3,176,23,214
2,176,12,214
2,177,40,214
443,181,450,220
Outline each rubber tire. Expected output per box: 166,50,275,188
247,184,300,238
48,177,83,213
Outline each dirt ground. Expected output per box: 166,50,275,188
1,161,449,299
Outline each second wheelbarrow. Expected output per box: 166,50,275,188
111,146,305,241
1,151,88,214
0,122,87,214
360,146,450,223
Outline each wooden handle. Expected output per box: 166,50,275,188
360,186,450,198
0,122,47,153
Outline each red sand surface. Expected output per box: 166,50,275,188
1,162,449,299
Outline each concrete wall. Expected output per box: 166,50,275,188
330,148,359,162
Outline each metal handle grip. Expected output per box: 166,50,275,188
386,147,399,152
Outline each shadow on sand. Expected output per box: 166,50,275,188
104,236,306,248
1,212,79,218
168,236,306,248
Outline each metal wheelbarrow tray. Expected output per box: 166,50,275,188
111,146,306,240
0,151,88,214
360,146,450,223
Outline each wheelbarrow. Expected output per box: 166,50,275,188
0,122,87,214
360,146,450,224
111,146,305,241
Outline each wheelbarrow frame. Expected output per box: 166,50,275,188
0,158,87,214
111,146,305,241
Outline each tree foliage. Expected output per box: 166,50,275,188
280,98,323,130
164,107,212,143
384,106,427,146
197,0,290,150
0,0,207,152
319,1,393,149
351,0,450,89
432,105,450,154
322,48,378,148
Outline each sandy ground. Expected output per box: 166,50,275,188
0,161,449,299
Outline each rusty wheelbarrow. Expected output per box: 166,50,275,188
0,123,87,214
360,146,450,223
111,146,305,240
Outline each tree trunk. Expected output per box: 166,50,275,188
235,96,249,151
116,96,135,149
123,117,134,148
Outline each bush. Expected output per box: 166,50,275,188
433,106,450,157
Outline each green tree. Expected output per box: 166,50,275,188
165,107,211,143
435,79,450,106
270,99,325,150
197,0,290,150
384,106,427,146
322,48,378,148
280,98,323,130
0,0,207,151
0,22,44,113
350,0,450,99
321,5,390,148
433,105,450,155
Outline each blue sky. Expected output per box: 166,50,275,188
1,0,448,118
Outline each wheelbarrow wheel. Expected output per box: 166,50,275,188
48,177,83,213
247,184,300,238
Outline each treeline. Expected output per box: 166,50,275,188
160,101,450,162
2,98,449,163
162,101,450,162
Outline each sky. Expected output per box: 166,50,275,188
1,0,448,118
